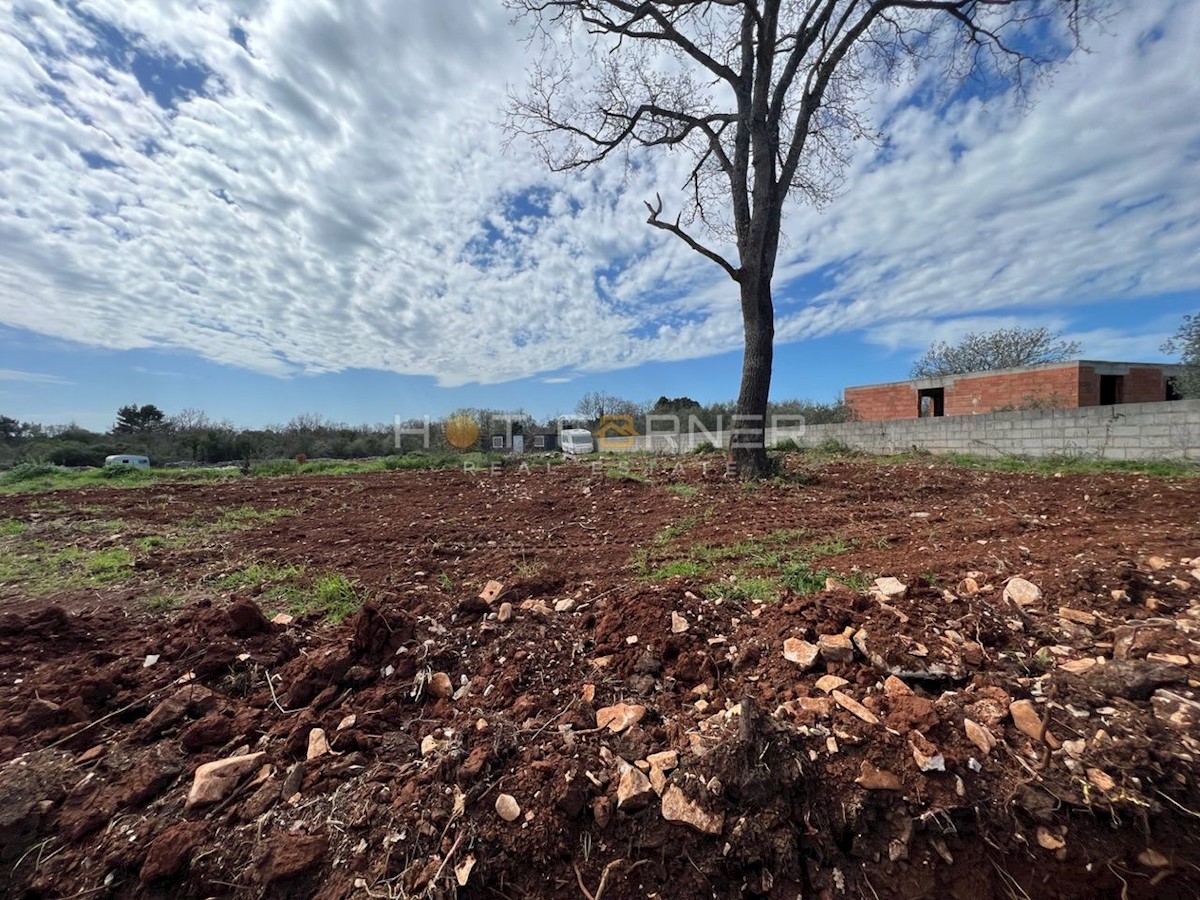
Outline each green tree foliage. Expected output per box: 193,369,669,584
113,404,167,434
1162,313,1200,398
911,327,1081,378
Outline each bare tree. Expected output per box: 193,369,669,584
506,0,1097,476
911,325,1082,377
575,390,639,423
1161,313,1200,399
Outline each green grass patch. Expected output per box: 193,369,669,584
145,592,185,614
666,483,700,499
649,559,711,580
0,519,27,537
286,573,365,624
212,562,306,592
932,452,1198,478
710,576,782,603
0,542,136,593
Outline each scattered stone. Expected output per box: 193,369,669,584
306,728,331,761
77,745,106,764
428,672,454,699
1138,848,1170,868
616,764,654,812
1111,589,1129,602
957,577,980,596
140,822,207,882
1062,739,1085,759
855,762,902,790
1087,768,1116,792
1036,826,1065,851
671,612,689,633
873,577,907,598
909,732,945,772
646,750,678,771
496,602,513,623
271,613,294,625
420,734,444,757
883,675,913,698
1009,699,1059,748
817,633,854,663
596,703,647,733
1151,689,1200,730
825,577,847,591
626,635,639,645
815,675,849,694
649,765,668,795
1058,658,1097,675
1170,578,1191,591
337,714,356,731
495,793,521,822
1058,606,1097,626
581,683,596,703
1003,578,1042,607
185,751,266,809
479,580,505,603
1147,653,1190,667
143,654,160,668
831,691,879,725
592,796,612,829
661,785,724,835
554,598,576,613
257,832,328,883
1146,556,1169,571
964,719,995,756
783,638,819,670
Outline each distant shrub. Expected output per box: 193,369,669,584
771,438,800,452
250,460,299,477
692,440,716,454
1,463,64,484
294,453,308,465
815,438,856,456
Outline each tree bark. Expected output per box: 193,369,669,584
730,268,775,478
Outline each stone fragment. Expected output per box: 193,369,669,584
271,613,294,626
257,832,327,883
831,690,879,725
1146,556,1169,571
581,683,595,703
1058,658,1097,675
596,703,647,733
957,577,980,596
1087,768,1116,792
1009,699,1059,748
554,598,576,613
883,676,913,698
783,638,819,670
817,633,854,663
185,751,266,809
855,762,902,790
420,734,443,757
140,821,207,882
77,745,106,764
1138,849,1170,868
1003,578,1042,607
592,796,612,828
909,732,945,772
428,672,454,699
495,793,521,822
1036,827,1065,851
649,765,668,795
646,750,678,771
815,675,849,694
1151,689,1200,730
1058,606,1097,626
873,577,907,598
671,612,689,633
337,714,356,731
661,784,724,834
964,719,995,756
616,764,654,812
306,728,330,761
1111,589,1129,602
479,580,505,603
1062,739,1085,759
1147,653,1190,667
496,602,513,623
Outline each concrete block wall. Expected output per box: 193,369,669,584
792,399,1200,461
604,400,1200,461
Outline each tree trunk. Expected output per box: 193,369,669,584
730,270,774,478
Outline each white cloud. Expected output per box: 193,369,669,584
0,0,1195,387
0,368,71,385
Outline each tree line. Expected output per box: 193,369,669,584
0,395,851,468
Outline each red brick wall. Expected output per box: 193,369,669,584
845,383,919,421
1126,366,1170,403
943,366,1081,416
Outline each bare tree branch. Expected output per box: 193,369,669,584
644,192,741,280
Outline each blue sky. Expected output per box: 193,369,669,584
0,1,1196,432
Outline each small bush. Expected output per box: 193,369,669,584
1,463,65,484
250,460,299,477
692,440,716,454
771,438,800,452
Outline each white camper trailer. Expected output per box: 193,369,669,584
104,454,150,470
558,429,595,455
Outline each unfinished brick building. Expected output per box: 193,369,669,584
845,360,1184,422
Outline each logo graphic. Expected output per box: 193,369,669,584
595,414,639,450
445,415,480,449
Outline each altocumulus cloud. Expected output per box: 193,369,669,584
0,0,1196,386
